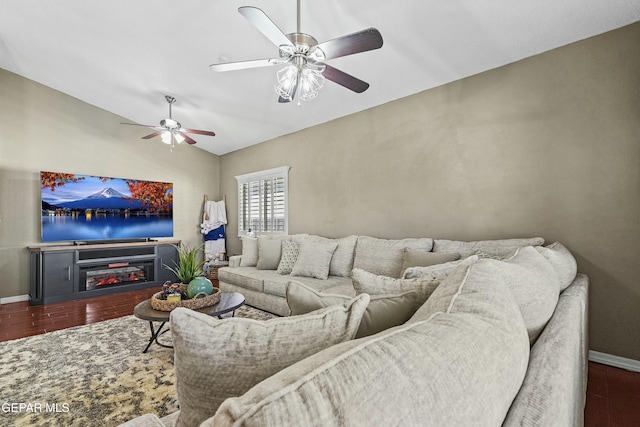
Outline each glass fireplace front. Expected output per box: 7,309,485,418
80,261,154,291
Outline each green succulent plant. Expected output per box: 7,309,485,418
163,243,204,284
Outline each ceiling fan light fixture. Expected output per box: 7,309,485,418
299,66,324,101
161,132,172,144
275,64,299,101
174,132,185,144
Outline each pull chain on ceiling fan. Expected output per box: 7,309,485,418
210,0,383,105
121,95,216,151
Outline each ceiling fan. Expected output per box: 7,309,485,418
210,0,383,104
121,95,216,150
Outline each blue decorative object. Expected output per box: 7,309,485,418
187,276,214,299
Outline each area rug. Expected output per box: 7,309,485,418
0,305,276,427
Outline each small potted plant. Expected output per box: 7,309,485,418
163,243,204,285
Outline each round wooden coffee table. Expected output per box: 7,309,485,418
134,292,245,353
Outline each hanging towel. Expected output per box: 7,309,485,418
200,200,227,261
205,238,226,262
200,200,227,233
204,224,225,241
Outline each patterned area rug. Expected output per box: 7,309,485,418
0,305,275,427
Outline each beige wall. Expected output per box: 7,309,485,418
220,23,640,360
0,69,221,299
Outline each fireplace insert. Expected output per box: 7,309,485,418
79,261,154,291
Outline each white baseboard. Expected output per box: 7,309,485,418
0,294,30,304
589,350,640,373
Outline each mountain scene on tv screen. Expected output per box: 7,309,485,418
40,172,173,242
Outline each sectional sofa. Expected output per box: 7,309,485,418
121,235,588,427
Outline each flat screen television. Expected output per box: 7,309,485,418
40,171,173,243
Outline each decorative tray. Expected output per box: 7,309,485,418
151,286,221,312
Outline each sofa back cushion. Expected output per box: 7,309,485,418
536,242,578,291
433,237,544,258
170,295,369,427
500,246,561,344
210,257,529,427
412,246,559,345
353,236,434,278
286,281,418,338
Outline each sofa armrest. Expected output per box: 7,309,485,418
502,274,589,427
228,255,242,268
118,413,166,427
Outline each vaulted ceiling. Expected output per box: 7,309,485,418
1,0,638,155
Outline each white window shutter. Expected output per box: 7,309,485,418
235,166,290,237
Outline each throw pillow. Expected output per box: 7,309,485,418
304,235,358,277
402,255,479,280
401,250,461,275
351,268,441,306
170,295,369,427
239,237,258,267
286,281,419,338
432,237,545,258
276,240,300,275
290,240,338,280
352,236,434,278
256,238,284,270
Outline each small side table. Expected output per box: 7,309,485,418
133,292,245,353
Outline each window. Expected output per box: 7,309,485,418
235,166,290,237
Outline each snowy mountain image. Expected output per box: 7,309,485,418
56,187,146,210
85,187,127,199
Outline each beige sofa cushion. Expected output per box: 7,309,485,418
536,241,578,291
256,238,284,270
169,295,369,427
286,281,418,338
238,237,258,267
499,246,560,344
400,249,460,274
290,240,338,280
402,255,479,280
412,247,559,345
211,256,529,427
263,273,351,298
353,236,434,278
351,268,440,305
433,237,545,258
217,267,268,293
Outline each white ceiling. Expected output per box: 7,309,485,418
1,0,638,155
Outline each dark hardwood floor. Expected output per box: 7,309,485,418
1,287,638,425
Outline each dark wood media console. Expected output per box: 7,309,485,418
28,240,180,305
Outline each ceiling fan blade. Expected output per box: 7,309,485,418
238,6,293,48
177,131,197,145
210,58,283,72
314,28,383,60
121,122,155,128
321,64,370,93
141,131,164,140
181,128,216,137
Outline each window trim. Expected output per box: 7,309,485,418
235,166,290,237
